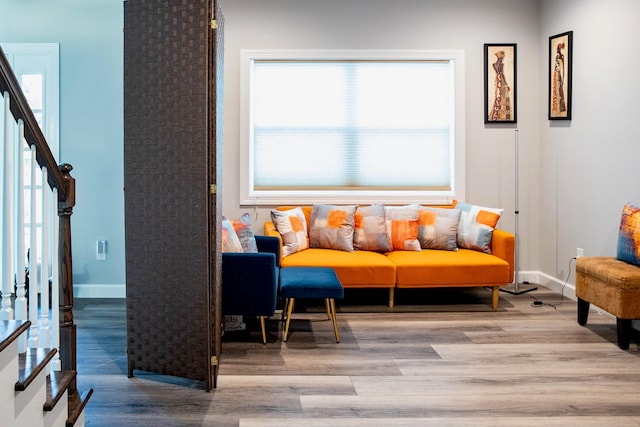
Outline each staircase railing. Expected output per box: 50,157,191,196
0,45,79,394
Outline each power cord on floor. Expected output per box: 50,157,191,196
528,257,576,309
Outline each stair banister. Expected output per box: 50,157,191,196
0,45,78,392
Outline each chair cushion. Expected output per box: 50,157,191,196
387,249,510,287
280,248,396,288
280,267,344,300
576,256,640,290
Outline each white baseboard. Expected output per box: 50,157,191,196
517,270,576,301
73,283,125,298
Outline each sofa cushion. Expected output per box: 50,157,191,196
229,212,258,253
309,204,357,252
418,206,461,251
270,207,309,257
387,249,510,287
384,204,421,251
221,217,244,253
280,248,396,288
456,202,503,253
353,204,392,252
617,203,640,267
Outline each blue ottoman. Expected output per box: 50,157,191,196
279,267,344,342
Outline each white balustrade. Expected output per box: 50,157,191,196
27,144,39,349
39,166,51,347
14,119,27,329
1,90,14,321
1,89,60,357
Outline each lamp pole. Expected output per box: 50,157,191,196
502,129,537,295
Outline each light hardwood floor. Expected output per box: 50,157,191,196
75,286,640,427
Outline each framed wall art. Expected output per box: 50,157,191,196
548,31,573,120
484,43,517,123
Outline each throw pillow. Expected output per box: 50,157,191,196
456,202,503,253
353,204,392,252
230,213,258,253
384,204,421,251
309,204,357,252
617,203,640,267
418,206,461,251
270,207,309,257
221,217,244,253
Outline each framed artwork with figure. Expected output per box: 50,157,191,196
484,43,517,123
548,31,573,120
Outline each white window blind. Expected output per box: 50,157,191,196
241,50,465,205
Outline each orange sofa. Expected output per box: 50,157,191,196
264,205,515,309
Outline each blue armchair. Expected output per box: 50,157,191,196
222,235,280,344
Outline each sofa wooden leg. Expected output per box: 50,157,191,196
492,286,499,311
389,288,395,308
617,318,632,350
577,297,590,326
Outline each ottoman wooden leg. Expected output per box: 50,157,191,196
283,298,295,342
329,298,340,343
617,318,632,350
577,297,590,326
325,299,331,319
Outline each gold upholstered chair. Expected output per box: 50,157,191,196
575,204,640,350
576,256,640,349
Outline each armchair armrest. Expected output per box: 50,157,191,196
255,235,281,268
491,229,515,282
222,252,278,316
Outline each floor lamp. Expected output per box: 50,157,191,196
501,129,537,295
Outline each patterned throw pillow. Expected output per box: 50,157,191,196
353,205,392,252
384,205,421,251
221,217,244,253
418,207,461,251
617,203,640,267
230,213,258,253
309,205,357,252
270,207,309,257
456,202,503,253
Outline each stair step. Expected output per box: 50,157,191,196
0,320,31,352
16,347,57,391
44,370,76,411
66,388,94,427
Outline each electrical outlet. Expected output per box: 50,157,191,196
97,240,107,261
576,248,584,258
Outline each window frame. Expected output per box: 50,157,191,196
239,49,465,206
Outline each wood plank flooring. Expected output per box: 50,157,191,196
74,286,640,427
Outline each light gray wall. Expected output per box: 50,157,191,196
220,0,542,271
0,0,125,296
538,0,640,285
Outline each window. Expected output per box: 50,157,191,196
240,50,465,205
